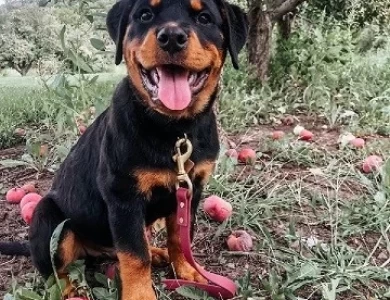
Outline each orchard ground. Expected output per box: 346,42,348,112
1,54,390,300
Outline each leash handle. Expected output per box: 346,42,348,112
163,188,237,299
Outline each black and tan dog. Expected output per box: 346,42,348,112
0,0,248,299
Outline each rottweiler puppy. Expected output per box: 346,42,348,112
1,0,248,299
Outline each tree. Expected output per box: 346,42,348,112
247,0,306,83
309,0,390,27
0,5,60,76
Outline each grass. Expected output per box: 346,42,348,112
1,16,390,300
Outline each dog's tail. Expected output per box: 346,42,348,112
0,241,30,256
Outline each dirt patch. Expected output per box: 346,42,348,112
0,146,54,295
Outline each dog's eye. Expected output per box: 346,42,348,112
197,12,212,25
139,9,154,23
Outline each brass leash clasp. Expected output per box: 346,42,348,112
173,135,193,196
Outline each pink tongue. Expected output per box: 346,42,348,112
157,67,191,111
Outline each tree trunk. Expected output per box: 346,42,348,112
247,0,306,83
276,8,298,40
247,2,273,83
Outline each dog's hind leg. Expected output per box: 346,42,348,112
29,196,84,297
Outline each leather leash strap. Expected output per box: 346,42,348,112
162,189,237,299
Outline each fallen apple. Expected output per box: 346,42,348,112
237,148,256,165
20,193,42,209
362,155,383,173
21,183,37,194
271,131,285,140
299,129,313,141
350,138,365,148
6,188,26,204
21,201,38,225
227,230,253,251
203,195,232,222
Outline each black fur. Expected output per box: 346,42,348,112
0,242,30,256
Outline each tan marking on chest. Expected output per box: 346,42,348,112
134,169,177,198
134,160,215,198
193,160,216,185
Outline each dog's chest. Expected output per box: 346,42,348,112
132,159,215,199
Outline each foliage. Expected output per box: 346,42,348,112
0,5,60,76
217,14,390,135
307,0,390,27
0,0,114,76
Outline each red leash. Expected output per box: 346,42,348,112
162,137,237,299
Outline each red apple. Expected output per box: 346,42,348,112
20,193,42,209
21,183,37,194
203,195,233,222
271,131,285,140
78,125,87,135
237,148,256,165
21,201,38,225
362,155,383,173
6,188,26,204
105,263,118,280
299,129,313,141
350,138,365,148
227,230,253,251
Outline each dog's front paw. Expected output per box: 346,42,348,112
173,259,207,284
150,246,170,267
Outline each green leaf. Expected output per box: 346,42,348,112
48,284,61,300
45,275,56,289
38,0,50,7
92,287,115,300
59,25,66,52
94,273,108,287
175,286,209,299
90,38,105,51
85,14,94,23
67,50,94,73
89,75,99,85
91,12,107,17
16,289,42,300
321,278,340,300
50,219,70,290
299,262,320,279
0,159,30,168
55,146,70,159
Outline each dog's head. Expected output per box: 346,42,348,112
107,0,248,118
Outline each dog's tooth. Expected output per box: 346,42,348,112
189,73,196,85
152,69,159,84
151,88,158,101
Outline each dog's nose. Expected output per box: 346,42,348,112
157,26,188,54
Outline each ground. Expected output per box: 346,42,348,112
1,118,390,300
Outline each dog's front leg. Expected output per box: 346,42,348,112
99,172,156,300
109,203,156,300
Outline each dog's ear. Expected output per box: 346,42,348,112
220,1,248,69
106,0,132,65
